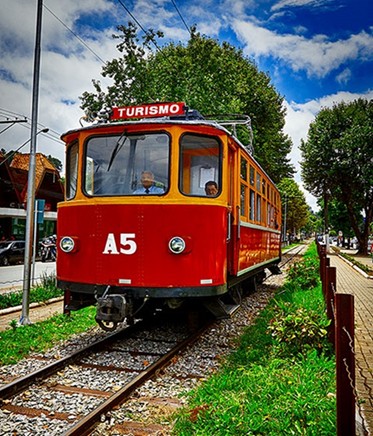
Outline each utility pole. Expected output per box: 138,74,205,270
19,0,44,325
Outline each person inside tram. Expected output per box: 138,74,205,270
133,170,164,194
204,180,218,196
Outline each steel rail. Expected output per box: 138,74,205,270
0,321,145,400
64,320,213,436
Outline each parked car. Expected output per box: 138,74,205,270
0,240,25,266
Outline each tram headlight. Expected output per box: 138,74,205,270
168,236,186,254
60,236,75,253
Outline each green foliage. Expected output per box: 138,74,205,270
285,256,320,291
327,198,358,238
0,273,63,310
300,98,373,254
46,155,63,172
0,307,97,365
268,304,331,356
278,178,310,235
173,242,335,434
80,24,294,183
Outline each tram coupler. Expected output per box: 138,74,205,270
95,294,128,331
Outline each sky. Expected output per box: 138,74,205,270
0,0,372,211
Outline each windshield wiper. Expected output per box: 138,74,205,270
107,130,127,171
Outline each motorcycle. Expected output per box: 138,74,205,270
40,236,56,262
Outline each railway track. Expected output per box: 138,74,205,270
0,314,213,435
0,244,307,435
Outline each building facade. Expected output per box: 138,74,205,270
0,152,64,241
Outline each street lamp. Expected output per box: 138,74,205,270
0,128,49,167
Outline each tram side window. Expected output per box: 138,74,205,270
240,156,249,218
66,141,78,200
256,173,261,192
180,134,221,197
240,184,247,216
84,133,169,196
250,166,255,186
241,159,247,181
256,193,261,222
249,189,255,220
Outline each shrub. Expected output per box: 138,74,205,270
268,301,331,356
286,256,320,291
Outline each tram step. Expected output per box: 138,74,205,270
268,265,282,275
204,299,240,319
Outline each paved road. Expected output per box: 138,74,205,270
0,261,56,292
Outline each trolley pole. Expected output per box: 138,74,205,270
19,0,44,326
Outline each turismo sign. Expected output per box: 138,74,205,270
111,102,186,120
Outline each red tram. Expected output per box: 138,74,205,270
57,102,282,330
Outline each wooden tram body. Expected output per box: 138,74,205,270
57,102,282,330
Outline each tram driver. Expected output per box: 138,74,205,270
133,171,164,194
204,180,218,196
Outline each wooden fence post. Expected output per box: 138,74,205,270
326,266,336,345
335,293,355,436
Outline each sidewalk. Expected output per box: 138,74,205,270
329,253,373,434
337,248,373,278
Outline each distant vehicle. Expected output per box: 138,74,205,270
0,240,25,266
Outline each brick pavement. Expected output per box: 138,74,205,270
329,253,373,435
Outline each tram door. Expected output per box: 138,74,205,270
227,144,238,275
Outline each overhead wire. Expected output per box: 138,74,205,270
1,1,192,143
18,122,63,145
43,4,107,65
115,0,163,53
0,108,62,145
170,0,191,35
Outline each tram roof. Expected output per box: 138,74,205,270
61,117,249,148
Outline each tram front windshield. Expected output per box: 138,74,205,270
79,131,221,197
84,132,169,195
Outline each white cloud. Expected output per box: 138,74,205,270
232,19,373,78
284,89,373,211
271,0,335,12
0,0,119,170
1,0,372,201
335,68,352,85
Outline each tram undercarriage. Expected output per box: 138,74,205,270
61,263,281,332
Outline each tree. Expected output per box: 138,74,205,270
300,99,373,254
277,178,309,240
325,198,359,239
46,155,62,172
80,23,294,183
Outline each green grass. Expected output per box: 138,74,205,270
0,307,97,365
0,273,63,310
173,243,336,435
